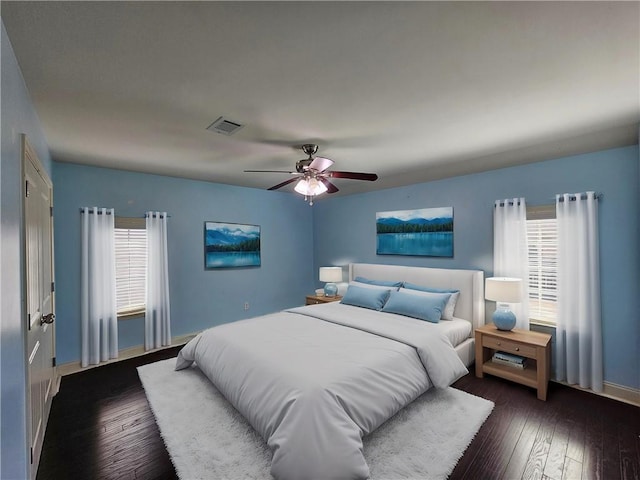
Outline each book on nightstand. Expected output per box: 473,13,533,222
492,351,527,369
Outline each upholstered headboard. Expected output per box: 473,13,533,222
349,263,485,332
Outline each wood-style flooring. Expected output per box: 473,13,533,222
37,347,639,480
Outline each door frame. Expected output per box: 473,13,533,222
22,135,57,480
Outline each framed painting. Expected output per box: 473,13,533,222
376,207,453,257
204,222,261,269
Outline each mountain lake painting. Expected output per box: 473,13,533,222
376,207,453,257
204,222,261,269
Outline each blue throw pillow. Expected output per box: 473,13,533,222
354,276,403,288
341,285,391,310
382,290,449,323
402,282,460,320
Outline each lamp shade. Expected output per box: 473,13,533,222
319,267,343,283
485,277,522,303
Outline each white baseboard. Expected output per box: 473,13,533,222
602,381,640,407
553,379,640,407
57,332,197,378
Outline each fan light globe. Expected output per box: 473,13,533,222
294,178,327,196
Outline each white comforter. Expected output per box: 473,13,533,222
175,302,468,480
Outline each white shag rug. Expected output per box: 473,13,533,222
138,358,493,480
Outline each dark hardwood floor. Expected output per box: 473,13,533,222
37,348,181,480
37,348,639,480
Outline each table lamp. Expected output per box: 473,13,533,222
485,277,522,331
319,267,342,297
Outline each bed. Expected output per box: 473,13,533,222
348,263,485,367
176,263,484,480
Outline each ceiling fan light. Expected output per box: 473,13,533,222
294,179,310,195
294,178,327,196
308,178,328,195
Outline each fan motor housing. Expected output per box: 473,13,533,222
296,159,312,173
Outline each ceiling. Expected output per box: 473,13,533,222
2,2,639,197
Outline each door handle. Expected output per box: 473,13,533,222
41,313,55,325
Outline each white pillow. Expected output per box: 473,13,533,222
398,287,458,320
349,281,397,291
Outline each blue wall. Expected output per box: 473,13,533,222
52,163,315,364
52,146,640,391
1,21,53,480
313,146,640,390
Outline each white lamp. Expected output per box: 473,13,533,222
485,277,522,331
295,177,328,205
319,267,342,297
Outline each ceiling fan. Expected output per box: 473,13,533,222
244,144,378,205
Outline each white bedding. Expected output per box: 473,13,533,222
440,317,473,347
176,302,468,480
304,303,471,356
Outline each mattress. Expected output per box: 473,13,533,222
438,317,473,347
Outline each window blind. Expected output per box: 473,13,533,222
115,218,147,316
526,209,557,324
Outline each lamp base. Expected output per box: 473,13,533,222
323,282,338,297
493,307,516,331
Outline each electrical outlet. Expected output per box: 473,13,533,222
244,302,250,311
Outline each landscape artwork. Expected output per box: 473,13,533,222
204,222,261,269
376,207,454,257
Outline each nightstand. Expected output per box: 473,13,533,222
305,294,342,305
475,324,552,401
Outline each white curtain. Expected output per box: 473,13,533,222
493,198,529,330
555,192,602,392
81,207,118,367
145,211,171,350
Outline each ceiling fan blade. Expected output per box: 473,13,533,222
327,171,378,181
308,156,334,173
244,170,296,174
319,177,339,194
267,177,299,191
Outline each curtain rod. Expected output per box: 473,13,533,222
78,208,170,217
494,200,523,207
495,192,602,207
79,208,113,214
556,193,602,202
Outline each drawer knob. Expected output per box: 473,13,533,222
515,347,520,351
497,342,501,346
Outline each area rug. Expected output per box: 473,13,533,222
138,358,494,480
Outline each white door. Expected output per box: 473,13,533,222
23,136,56,480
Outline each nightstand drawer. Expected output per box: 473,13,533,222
482,335,537,358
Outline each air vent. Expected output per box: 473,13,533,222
206,116,244,135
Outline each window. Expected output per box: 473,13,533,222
115,217,146,317
526,205,557,325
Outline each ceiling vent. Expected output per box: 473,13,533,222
206,116,244,135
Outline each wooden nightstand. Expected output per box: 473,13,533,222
305,295,342,305
475,324,552,401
